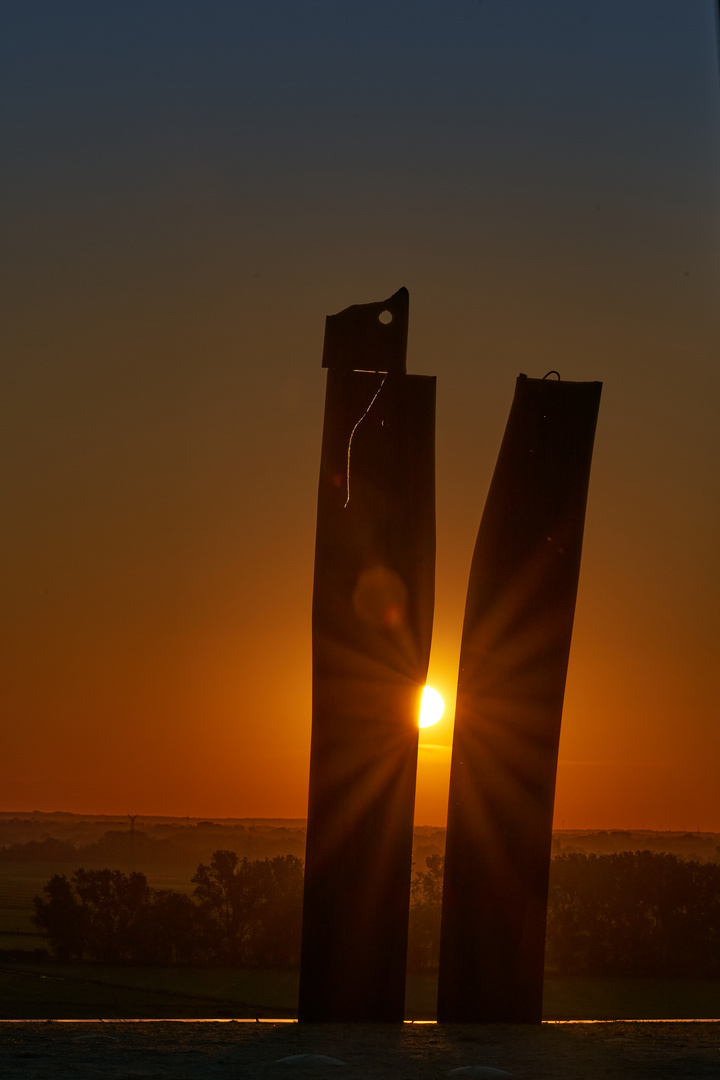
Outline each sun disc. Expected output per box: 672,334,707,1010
419,686,444,728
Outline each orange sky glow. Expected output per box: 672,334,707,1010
2,2,720,830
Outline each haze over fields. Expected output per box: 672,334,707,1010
2,814,719,870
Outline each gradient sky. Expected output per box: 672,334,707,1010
2,1,719,827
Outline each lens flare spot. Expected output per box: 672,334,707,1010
352,566,407,630
419,686,444,728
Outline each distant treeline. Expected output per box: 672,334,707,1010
31,849,720,977
553,830,720,862
2,825,446,876
408,851,720,977
33,852,303,967
6,816,719,867
2,825,445,869
547,851,720,978
1,828,307,866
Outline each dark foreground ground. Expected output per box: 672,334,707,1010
2,1019,720,1080
5,962,720,1022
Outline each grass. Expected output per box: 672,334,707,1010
3,963,720,1021
542,974,720,1020
0,962,300,1020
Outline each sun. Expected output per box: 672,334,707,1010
418,685,444,728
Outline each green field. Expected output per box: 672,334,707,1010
541,975,720,1021
0,962,300,1019
3,963,720,1021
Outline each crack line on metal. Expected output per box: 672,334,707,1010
344,374,387,508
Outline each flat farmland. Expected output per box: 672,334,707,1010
3,958,720,1022
0,962,300,1020
4,822,720,1023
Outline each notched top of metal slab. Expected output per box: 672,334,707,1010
322,287,409,373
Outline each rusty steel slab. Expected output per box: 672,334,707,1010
437,373,602,1024
299,289,435,1022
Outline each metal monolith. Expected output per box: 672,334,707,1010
437,373,601,1023
299,287,436,1022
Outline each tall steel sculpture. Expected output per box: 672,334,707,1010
299,287,436,1022
437,373,602,1023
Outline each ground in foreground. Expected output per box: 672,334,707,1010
1,1020,719,1080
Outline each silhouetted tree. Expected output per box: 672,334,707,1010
34,854,305,967
547,851,720,977
36,849,720,978
32,869,198,964
134,890,206,965
75,868,151,962
248,854,304,966
0,837,77,862
192,849,246,962
32,875,86,960
407,853,444,970
191,850,303,966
